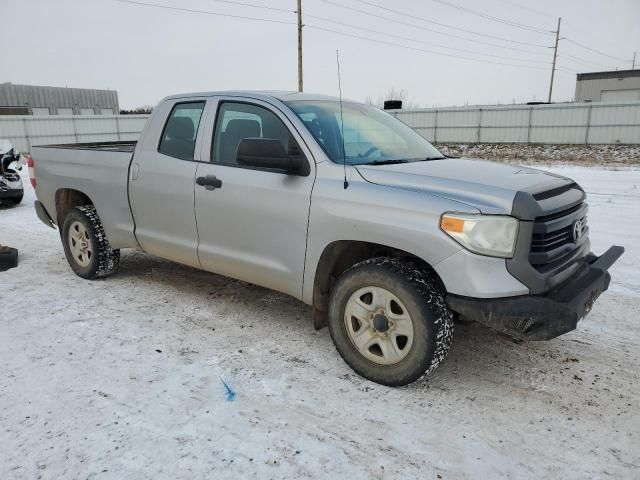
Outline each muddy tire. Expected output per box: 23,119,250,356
328,257,454,386
61,205,120,279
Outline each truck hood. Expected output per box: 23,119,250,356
356,158,573,214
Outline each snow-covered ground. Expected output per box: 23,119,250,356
1,166,639,479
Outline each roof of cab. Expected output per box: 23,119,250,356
160,90,344,104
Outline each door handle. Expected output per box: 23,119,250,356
196,175,223,190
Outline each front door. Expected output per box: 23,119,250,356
194,99,315,298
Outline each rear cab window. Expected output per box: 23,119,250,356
158,102,205,160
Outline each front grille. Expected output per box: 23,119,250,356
534,202,583,223
531,225,573,253
529,203,588,269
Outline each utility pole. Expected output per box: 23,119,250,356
548,17,561,103
633,52,637,70
297,0,303,92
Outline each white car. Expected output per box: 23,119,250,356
0,139,25,206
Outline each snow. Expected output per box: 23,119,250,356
438,144,640,165
1,165,639,479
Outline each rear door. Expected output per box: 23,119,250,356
128,99,205,268
193,97,315,298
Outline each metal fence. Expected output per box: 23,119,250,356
391,101,640,145
0,115,149,152
2,101,639,152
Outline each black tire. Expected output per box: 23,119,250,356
328,257,454,386
4,192,23,205
61,205,120,279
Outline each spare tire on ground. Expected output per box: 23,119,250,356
0,245,18,272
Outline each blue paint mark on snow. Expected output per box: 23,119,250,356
220,378,236,401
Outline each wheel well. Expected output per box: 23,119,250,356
311,241,444,330
55,188,93,227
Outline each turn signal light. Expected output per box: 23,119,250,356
440,215,465,233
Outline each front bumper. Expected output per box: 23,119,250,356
0,187,22,198
447,246,624,341
0,175,23,198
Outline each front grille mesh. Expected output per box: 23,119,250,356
531,225,573,253
529,203,587,269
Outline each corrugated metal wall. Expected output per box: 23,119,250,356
2,102,639,152
0,83,119,115
392,101,640,145
0,115,149,152
575,76,640,102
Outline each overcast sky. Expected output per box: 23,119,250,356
1,0,638,109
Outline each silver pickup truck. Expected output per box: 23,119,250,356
30,91,623,386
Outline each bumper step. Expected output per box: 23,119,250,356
447,245,624,341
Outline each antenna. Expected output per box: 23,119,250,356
336,49,348,189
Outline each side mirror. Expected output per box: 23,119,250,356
236,138,308,175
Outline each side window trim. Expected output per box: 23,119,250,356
209,99,311,175
157,100,206,161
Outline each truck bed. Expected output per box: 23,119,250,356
31,141,138,250
37,141,137,153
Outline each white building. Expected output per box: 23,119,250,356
0,83,119,115
575,69,640,102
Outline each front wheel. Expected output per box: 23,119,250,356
328,257,454,386
61,205,120,279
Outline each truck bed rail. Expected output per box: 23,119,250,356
36,141,137,153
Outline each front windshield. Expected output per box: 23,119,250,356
286,100,444,165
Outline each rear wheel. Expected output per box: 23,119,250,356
328,257,454,386
61,205,120,279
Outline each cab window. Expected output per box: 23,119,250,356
158,102,205,160
212,102,295,167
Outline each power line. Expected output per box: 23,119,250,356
429,1,631,70
203,0,293,13
558,52,619,71
432,0,553,34
114,0,296,24
115,0,549,69
494,0,554,19
314,13,551,56
306,24,550,70
305,12,551,64
318,0,552,48
564,38,631,63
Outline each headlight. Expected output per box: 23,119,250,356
440,213,518,258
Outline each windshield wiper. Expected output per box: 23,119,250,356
359,159,410,166
419,156,447,161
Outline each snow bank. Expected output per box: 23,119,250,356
437,143,640,165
